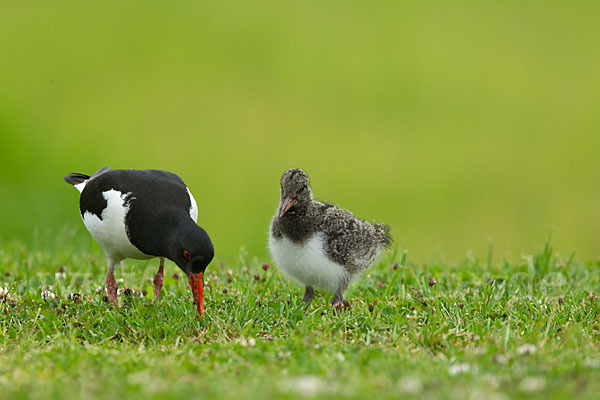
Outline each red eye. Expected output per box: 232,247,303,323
183,250,192,260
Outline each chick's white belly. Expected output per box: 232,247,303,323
269,233,346,292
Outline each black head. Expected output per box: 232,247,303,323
278,168,312,217
170,221,214,316
171,223,214,275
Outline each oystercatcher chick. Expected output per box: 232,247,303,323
269,168,392,309
64,167,214,315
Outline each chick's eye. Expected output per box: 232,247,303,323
183,250,192,260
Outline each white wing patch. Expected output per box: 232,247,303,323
82,189,151,261
268,232,347,293
74,181,87,193
187,187,198,223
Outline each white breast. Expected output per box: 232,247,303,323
82,189,152,261
268,232,347,293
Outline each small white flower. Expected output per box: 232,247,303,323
0,286,9,297
397,377,423,394
516,344,537,356
242,337,256,347
55,272,66,280
520,376,546,392
67,293,83,302
41,291,56,301
448,363,470,376
278,376,325,397
493,353,509,365
584,358,599,368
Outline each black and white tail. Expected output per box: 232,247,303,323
64,173,90,193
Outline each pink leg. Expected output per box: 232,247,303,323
106,269,119,307
153,258,165,304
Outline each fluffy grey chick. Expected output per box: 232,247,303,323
269,168,392,307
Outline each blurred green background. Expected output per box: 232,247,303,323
1,1,599,263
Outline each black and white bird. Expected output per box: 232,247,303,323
64,167,214,315
269,168,392,307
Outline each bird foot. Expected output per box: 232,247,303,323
331,300,351,315
106,270,119,307
153,264,164,304
302,286,315,303
106,283,119,307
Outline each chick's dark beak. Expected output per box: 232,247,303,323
187,272,204,315
279,197,296,217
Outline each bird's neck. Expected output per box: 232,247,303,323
275,212,316,244
134,207,194,257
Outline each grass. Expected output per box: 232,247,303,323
1,233,599,400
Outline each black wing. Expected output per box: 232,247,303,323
80,168,194,256
79,168,191,220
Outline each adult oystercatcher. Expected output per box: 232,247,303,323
269,168,392,308
64,167,214,315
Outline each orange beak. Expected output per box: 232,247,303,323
188,272,204,315
279,197,296,217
